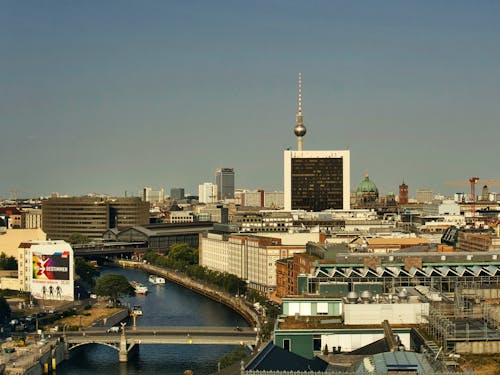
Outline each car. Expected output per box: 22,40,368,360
106,326,120,333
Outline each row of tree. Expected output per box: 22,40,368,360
142,244,247,296
142,244,281,342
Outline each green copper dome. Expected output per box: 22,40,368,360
356,172,379,196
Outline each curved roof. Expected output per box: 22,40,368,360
356,172,379,195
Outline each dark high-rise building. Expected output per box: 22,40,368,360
399,181,409,204
170,188,185,201
284,151,350,211
42,196,149,240
215,168,235,200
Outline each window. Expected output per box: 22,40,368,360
283,339,291,351
313,336,321,351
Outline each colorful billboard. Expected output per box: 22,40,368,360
33,251,70,280
29,241,74,301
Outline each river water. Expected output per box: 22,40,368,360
56,266,248,374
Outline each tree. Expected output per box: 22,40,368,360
0,296,11,323
0,252,17,270
94,274,134,304
75,257,100,287
167,244,198,265
67,233,90,245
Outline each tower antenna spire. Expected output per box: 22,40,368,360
298,72,303,115
294,72,307,151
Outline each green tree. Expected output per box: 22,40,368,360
75,257,100,287
0,296,11,323
67,233,90,245
94,274,134,304
167,244,198,265
0,252,17,270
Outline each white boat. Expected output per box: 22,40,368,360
132,305,143,316
149,275,166,284
130,281,148,294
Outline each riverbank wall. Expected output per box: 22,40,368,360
2,340,65,375
90,308,129,328
118,260,261,329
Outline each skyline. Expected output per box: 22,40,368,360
2,1,500,199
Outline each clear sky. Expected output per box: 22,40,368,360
1,1,500,199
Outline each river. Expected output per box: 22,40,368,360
56,266,248,374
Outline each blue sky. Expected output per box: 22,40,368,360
1,1,499,198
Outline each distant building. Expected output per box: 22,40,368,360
164,211,195,223
231,210,294,232
195,204,228,224
416,189,433,203
0,207,25,229
264,191,284,208
42,196,149,240
198,183,217,204
240,190,264,207
349,236,430,253
458,231,500,252
143,186,165,204
170,188,185,201
104,222,214,251
215,168,235,200
355,171,379,205
399,180,409,204
284,150,350,211
25,208,42,229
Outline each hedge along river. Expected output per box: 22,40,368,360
56,266,249,375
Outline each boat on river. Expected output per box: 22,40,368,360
132,305,143,316
149,274,166,284
130,281,148,294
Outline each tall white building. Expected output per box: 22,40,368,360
198,182,218,204
143,186,165,204
284,74,350,211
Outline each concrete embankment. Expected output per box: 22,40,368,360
91,308,129,328
118,260,261,329
2,340,65,375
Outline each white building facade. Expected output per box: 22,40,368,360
199,233,306,294
198,182,218,204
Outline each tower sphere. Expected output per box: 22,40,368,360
294,124,306,137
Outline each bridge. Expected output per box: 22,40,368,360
72,242,148,256
59,326,259,362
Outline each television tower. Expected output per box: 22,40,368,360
294,72,307,151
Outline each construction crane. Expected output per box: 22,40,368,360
445,178,500,220
8,189,33,206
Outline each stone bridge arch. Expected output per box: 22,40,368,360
67,341,120,352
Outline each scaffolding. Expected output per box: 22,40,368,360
423,281,500,354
